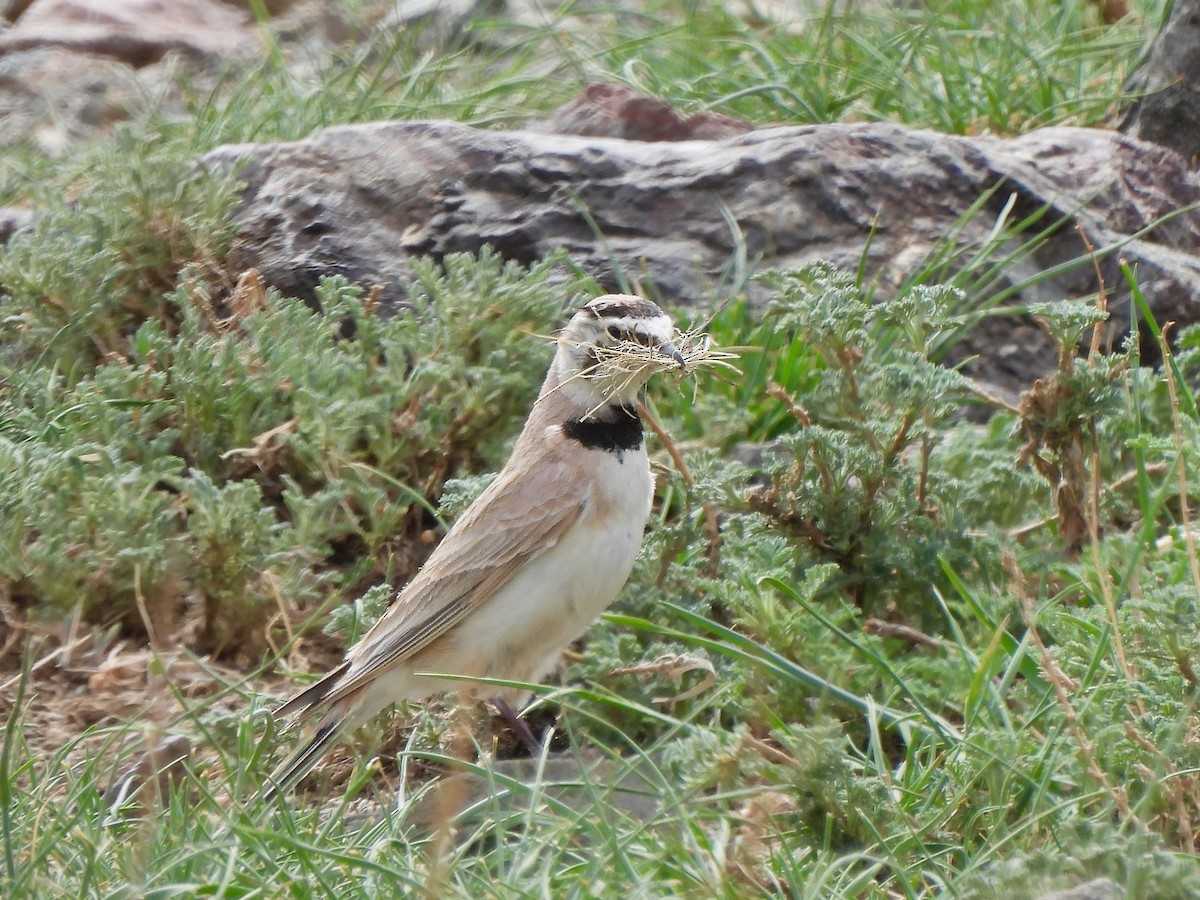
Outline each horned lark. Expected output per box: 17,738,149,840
263,294,692,800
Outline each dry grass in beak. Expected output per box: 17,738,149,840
591,328,742,382
581,328,742,409
548,328,742,417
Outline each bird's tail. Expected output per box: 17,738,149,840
260,660,355,804
274,660,350,720
259,706,349,804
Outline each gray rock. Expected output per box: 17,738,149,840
336,751,667,836
381,0,502,47
1120,0,1200,168
721,0,916,25
2,0,34,24
0,206,32,243
534,81,754,141
403,751,663,832
0,0,355,154
0,0,260,66
1038,877,1123,900
102,734,192,807
205,112,1200,394
0,47,145,153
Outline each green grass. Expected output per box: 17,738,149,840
2,0,1196,897
476,0,1163,132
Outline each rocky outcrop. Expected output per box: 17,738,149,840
1120,0,1200,168
206,111,1200,391
0,0,262,66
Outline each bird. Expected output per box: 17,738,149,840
262,293,687,800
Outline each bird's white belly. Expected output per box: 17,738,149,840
408,447,654,699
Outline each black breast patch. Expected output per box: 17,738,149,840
562,404,643,455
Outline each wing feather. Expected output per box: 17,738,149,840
310,452,588,710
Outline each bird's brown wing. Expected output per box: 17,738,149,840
308,452,589,712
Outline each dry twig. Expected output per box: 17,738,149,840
639,399,722,575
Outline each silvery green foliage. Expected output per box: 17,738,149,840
0,251,584,657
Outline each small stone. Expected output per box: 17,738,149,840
1038,877,1123,900
380,0,502,48
0,0,260,67
537,82,754,142
103,734,192,807
0,47,144,152
1119,0,1200,168
0,206,32,243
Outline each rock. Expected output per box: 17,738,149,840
332,750,689,837
1119,0,1200,168
0,47,146,152
0,0,371,155
723,0,915,28
217,0,294,14
401,751,666,835
205,107,1200,393
1038,877,1123,900
0,0,260,66
267,0,357,58
102,734,192,807
2,0,35,23
0,206,32,243
380,0,502,47
536,82,755,141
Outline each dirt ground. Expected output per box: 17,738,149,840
0,614,545,806
0,611,351,799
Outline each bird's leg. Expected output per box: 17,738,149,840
490,697,542,756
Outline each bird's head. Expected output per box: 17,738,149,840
553,294,686,410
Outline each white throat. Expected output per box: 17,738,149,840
544,346,642,414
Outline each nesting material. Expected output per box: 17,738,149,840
587,327,742,402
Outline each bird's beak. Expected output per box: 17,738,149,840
658,340,687,371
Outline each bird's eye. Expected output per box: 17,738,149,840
606,325,623,340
